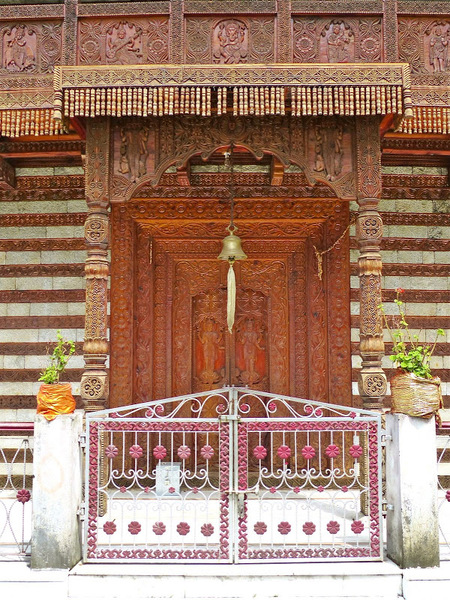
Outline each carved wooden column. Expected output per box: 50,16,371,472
81,118,111,411
356,117,387,411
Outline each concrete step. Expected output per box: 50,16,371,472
2,560,450,599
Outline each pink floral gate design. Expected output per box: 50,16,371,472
84,388,382,562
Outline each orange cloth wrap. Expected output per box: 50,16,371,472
37,383,76,421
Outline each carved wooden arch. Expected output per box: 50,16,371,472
110,115,356,203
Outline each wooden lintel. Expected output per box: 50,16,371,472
383,149,450,156
270,156,284,186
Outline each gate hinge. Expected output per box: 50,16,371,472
381,432,392,444
79,432,87,449
77,502,86,521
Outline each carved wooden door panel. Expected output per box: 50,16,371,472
172,257,290,399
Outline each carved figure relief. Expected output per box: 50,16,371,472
235,290,267,388
78,17,169,65
293,17,380,64
310,120,347,182
213,19,248,64
399,19,450,81
185,17,274,64
3,24,36,72
1,21,61,75
194,290,226,389
106,21,143,65
322,21,354,63
113,120,155,189
428,22,449,72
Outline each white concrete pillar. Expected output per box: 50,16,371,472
386,413,439,569
31,412,83,569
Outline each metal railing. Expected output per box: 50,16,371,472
0,423,34,558
438,421,450,560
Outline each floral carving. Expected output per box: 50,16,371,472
325,444,340,458
129,445,143,460
153,445,167,460
277,445,291,460
16,489,31,504
254,521,267,535
128,521,141,535
153,522,166,535
351,520,365,534
301,445,316,460
105,445,118,459
303,522,316,535
177,445,191,460
327,521,340,535
103,521,116,535
177,522,190,536
253,445,267,460
278,521,291,535
349,445,363,459
200,445,214,460
201,523,214,537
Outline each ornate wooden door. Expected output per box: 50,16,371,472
110,205,352,409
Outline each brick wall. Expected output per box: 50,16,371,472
0,167,86,421
351,166,450,411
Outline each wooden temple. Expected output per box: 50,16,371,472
0,1,449,417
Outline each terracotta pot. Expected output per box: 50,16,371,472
36,382,76,421
390,370,442,419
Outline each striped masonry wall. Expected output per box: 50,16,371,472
0,165,449,420
351,166,450,413
0,167,87,422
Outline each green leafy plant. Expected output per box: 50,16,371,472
379,288,444,379
39,330,75,384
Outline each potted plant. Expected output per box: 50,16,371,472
380,288,444,418
36,330,76,421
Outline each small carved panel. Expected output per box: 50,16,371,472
306,117,353,184
78,17,169,65
0,21,61,74
235,289,268,389
185,17,275,63
112,119,156,192
399,18,450,82
293,17,382,63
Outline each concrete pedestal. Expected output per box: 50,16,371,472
31,412,83,569
386,413,439,569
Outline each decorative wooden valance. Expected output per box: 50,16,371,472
397,106,450,135
54,63,413,120
0,109,66,138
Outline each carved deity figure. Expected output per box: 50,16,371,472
198,318,223,385
429,25,449,72
106,21,143,65
313,123,344,182
3,24,36,72
118,125,149,182
324,21,352,63
238,318,264,386
213,19,248,64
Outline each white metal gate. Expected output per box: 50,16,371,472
84,388,382,562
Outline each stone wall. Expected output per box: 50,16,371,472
0,167,86,421
351,166,450,411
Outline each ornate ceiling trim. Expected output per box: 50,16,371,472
78,2,170,17
53,63,413,119
291,1,383,14
397,105,450,134
0,5,65,19
184,1,276,14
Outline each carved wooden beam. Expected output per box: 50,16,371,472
355,116,387,411
270,156,284,186
0,157,15,190
81,117,111,411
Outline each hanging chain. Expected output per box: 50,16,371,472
313,215,355,281
224,144,235,231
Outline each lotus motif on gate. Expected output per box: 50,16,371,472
153,521,166,535
253,445,267,460
177,445,191,460
201,523,214,537
129,445,143,459
351,520,364,534
200,445,214,460
349,444,363,459
153,445,167,460
303,521,316,535
301,445,315,460
325,444,340,458
327,521,340,534
16,489,31,504
254,521,267,535
277,445,291,460
105,445,118,459
177,522,190,536
128,521,141,535
278,521,291,535
103,521,116,535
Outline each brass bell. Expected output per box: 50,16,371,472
218,226,247,262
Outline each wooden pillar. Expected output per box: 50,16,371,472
81,118,111,411
355,117,387,410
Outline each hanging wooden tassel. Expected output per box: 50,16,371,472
227,261,236,334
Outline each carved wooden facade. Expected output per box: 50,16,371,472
1,0,450,414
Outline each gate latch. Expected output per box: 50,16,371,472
237,492,245,518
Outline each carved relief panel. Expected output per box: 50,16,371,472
399,18,450,82
293,17,382,63
0,21,62,74
78,17,169,65
185,17,275,63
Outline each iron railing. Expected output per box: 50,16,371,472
438,421,450,560
85,388,382,563
0,423,34,557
